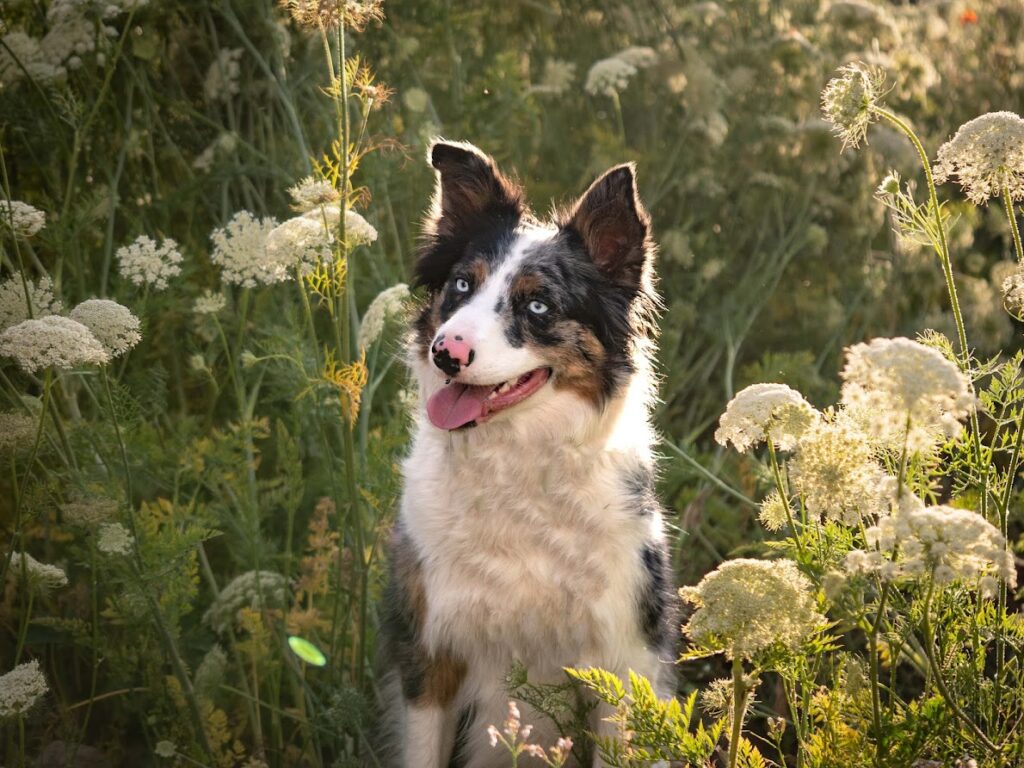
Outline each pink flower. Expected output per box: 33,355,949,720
486,725,499,748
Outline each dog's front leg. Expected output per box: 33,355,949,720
403,699,458,768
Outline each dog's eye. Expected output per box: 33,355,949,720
528,300,548,315
455,278,471,293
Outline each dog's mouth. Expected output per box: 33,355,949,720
426,367,552,431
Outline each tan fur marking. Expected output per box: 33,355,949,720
418,654,467,706
511,273,541,297
469,258,489,287
415,294,444,354
549,321,606,405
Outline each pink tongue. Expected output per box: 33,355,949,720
426,382,490,430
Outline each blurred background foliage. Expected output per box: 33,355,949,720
2,0,1024,765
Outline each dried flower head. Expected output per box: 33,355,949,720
840,337,974,453
0,315,109,372
715,383,818,453
358,283,409,349
680,558,824,661
97,522,134,556
69,299,142,358
288,177,340,212
116,235,183,290
280,0,384,30
8,551,68,594
788,414,891,525
821,62,886,148
0,274,63,331
0,200,46,237
0,660,48,719
209,211,283,287
194,290,227,315
0,411,37,455
63,497,118,527
204,570,289,633
934,111,1024,204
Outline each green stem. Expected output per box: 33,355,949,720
868,581,891,762
767,437,805,559
1004,184,1024,265
727,657,749,768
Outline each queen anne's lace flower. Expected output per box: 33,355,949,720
97,522,134,556
680,558,824,661
0,316,109,372
0,275,63,331
584,57,637,96
0,660,49,719
821,62,885,149
715,383,818,453
528,60,576,96
204,47,243,103
0,200,47,237
1001,264,1024,318
288,177,340,212
304,205,378,247
63,497,118,527
358,283,410,349
116,235,183,290
851,499,1016,588
210,211,283,287
840,337,974,453
265,216,333,275
0,411,37,454
69,299,142,358
934,111,1024,204
204,570,289,633
788,414,891,524
615,46,658,69
194,290,227,315
8,552,68,593
758,490,791,532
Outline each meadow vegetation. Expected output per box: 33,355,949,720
2,0,1024,766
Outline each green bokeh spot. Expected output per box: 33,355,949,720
288,636,327,667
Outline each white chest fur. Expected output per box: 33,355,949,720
400,419,661,676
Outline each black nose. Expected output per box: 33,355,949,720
431,343,462,377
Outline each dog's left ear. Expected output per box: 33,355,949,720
563,164,651,291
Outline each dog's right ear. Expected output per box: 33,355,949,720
415,140,524,291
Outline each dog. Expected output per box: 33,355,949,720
379,140,676,768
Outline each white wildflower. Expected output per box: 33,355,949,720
0,316,109,372
934,112,1024,204
203,570,289,633
0,660,48,719
714,383,818,453
264,215,333,275
0,200,46,237
788,414,891,525
527,60,576,96
8,551,68,593
194,290,227,315
821,62,885,149
288,177,340,213
0,32,66,88
615,46,658,69
0,274,63,331
63,497,118,526
116,235,183,290
402,87,430,112
358,283,410,349
758,490,792,532
1001,263,1024,318
203,47,243,103
154,741,177,758
69,299,142,358
584,56,637,96
209,211,283,287
304,205,377,247
680,558,824,661
864,500,1015,587
96,522,134,556
840,337,974,453
0,411,37,455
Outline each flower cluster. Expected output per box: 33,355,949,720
288,177,340,212
934,111,1024,204
584,46,657,96
680,558,823,661
358,283,410,349
758,490,792,533
210,211,283,287
528,60,576,96
204,570,289,633
839,337,974,453
8,551,68,594
0,200,47,237
0,315,110,372
204,47,243,103
1001,264,1024,318
486,701,573,767
0,660,49,719
265,216,333,275
69,299,142,358
116,235,184,290
715,383,818,453
821,62,884,148
97,522,135,556
63,497,118,527
0,410,37,454
0,274,63,331
194,290,227,315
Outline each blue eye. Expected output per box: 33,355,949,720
528,300,548,315
455,278,471,293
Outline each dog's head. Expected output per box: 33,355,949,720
411,140,658,435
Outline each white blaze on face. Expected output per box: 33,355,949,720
432,228,550,387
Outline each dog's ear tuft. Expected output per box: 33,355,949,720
563,164,651,291
415,140,524,291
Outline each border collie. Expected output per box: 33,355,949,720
380,140,675,768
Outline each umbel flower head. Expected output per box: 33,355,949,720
680,558,824,661
0,274,63,332
934,111,1024,204
0,659,49,719
715,383,818,453
8,551,68,595
204,570,289,633
0,411,37,455
358,282,410,349
116,235,183,290
0,315,110,372
788,412,891,525
279,0,384,30
288,177,340,212
210,211,283,287
1001,264,1024,318
69,299,142,358
840,337,973,453
97,522,134,556
821,62,886,149
0,200,46,238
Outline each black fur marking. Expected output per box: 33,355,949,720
379,529,428,702
637,541,679,653
433,348,462,377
